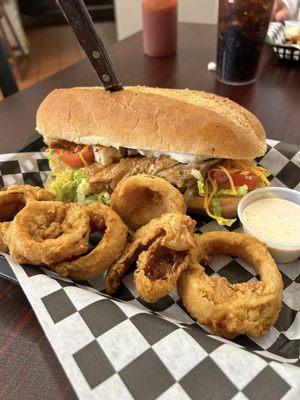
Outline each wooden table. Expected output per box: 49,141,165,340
0,23,299,399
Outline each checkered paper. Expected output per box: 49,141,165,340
0,140,300,400
267,22,287,45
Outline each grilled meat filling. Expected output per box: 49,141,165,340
50,141,220,192
87,157,219,192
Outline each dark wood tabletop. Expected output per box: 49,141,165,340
0,23,299,399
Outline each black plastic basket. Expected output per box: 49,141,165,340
270,43,300,62
267,22,300,63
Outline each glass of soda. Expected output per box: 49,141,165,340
217,0,274,85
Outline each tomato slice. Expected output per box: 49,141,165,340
232,172,259,191
55,146,95,168
210,170,259,191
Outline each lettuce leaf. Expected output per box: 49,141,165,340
76,178,90,205
191,170,206,196
211,197,222,217
197,176,206,196
71,169,90,204
219,218,236,227
82,194,100,205
48,167,100,205
48,149,71,177
191,169,202,180
48,167,76,202
211,197,236,227
73,168,87,187
217,184,248,197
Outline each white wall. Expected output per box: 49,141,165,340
179,0,218,24
114,0,218,41
114,0,142,41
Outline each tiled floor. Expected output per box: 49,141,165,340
1,21,116,99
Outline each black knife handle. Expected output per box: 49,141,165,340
57,0,123,91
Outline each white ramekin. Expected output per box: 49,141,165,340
237,187,300,263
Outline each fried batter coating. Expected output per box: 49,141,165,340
4,201,90,265
110,174,187,230
0,185,54,223
177,232,283,339
0,222,9,253
134,237,190,302
0,185,54,254
105,213,196,299
52,204,128,280
0,184,54,203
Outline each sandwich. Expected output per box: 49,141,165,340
36,86,270,226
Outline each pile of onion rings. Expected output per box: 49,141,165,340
110,174,187,230
177,231,283,339
0,183,284,340
105,213,196,302
3,201,127,280
1,184,128,280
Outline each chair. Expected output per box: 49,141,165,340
0,37,18,97
0,0,29,80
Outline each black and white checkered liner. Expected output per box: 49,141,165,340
1,140,300,400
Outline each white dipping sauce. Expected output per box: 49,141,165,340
243,198,300,244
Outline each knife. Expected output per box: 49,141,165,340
57,0,123,92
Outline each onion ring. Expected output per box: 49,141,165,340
0,185,54,254
0,185,54,202
0,185,54,223
105,213,196,299
177,231,283,339
134,236,191,303
4,201,90,265
110,174,187,230
52,203,128,281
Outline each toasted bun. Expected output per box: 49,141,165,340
186,195,240,219
37,86,266,159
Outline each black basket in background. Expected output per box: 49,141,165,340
271,43,300,61
267,22,300,63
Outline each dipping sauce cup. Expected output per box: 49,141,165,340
238,187,300,263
